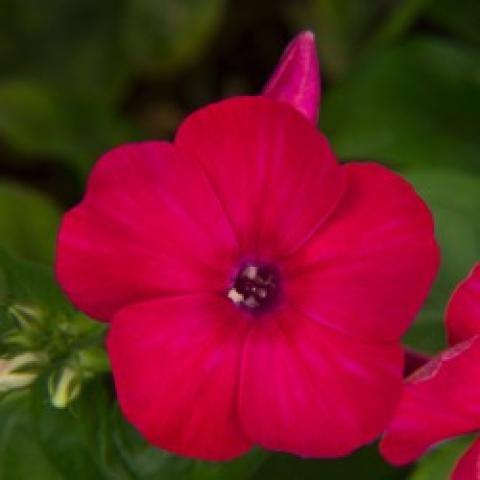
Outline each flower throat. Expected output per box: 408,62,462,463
228,263,281,314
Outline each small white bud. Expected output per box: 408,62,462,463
0,352,46,392
48,367,81,409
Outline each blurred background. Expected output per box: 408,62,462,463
0,0,478,478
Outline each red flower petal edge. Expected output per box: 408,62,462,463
451,437,480,480
284,163,439,342
381,265,480,473
175,96,344,257
447,263,480,345
238,306,403,457
380,335,480,465
56,141,239,322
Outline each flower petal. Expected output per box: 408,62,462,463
380,336,480,465
285,163,439,342
175,96,345,257
451,438,480,480
107,294,251,461
56,142,238,322
238,306,403,457
446,263,480,345
262,31,320,122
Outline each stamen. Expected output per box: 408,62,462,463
228,262,281,314
227,289,244,304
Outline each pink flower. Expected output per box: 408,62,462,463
380,264,480,480
262,31,320,122
56,32,439,461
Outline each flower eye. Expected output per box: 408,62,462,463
228,263,281,313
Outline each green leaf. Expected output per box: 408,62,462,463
0,392,61,480
0,0,130,103
0,182,60,263
0,81,136,176
124,0,226,76
0,247,69,314
0,253,112,477
0,82,72,158
289,0,432,81
403,169,480,352
366,0,433,50
427,0,480,45
111,402,268,480
31,374,267,480
289,0,386,81
0,246,106,367
322,37,480,172
409,436,474,480
31,379,105,479
187,450,267,480
250,444,408,480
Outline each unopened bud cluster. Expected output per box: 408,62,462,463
0,301,109,408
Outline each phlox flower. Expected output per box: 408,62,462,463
56,32,439,461
381,263,480,480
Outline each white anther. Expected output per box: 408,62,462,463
243,265,258,280
227,289,244,304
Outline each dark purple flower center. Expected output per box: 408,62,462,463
228,263,281,314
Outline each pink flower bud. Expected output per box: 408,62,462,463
262,31,320,123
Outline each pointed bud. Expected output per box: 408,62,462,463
0,352,47,392
8,304,43,331
48,366,81,408
1,330,32,348
262,31,320,123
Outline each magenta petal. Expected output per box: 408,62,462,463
175,96,344,257
446,263,480,345
56,142,238,322
238,307,403,457
451,438,480,480
381,336,480,465
285,163,439,342
262,31,320,123
107,294,251,461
